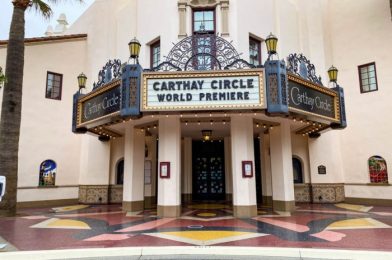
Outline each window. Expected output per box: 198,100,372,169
192,9,216,70
249,37,261,66
368,156,388,183
46,72,62,100
116,159,124,185
193,9,215,34
358,62,378,93
292,157,303,183
39,160,56,186
150,40,160,69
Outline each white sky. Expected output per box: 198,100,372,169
0,0,95,40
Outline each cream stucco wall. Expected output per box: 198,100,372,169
328,0,392,198
0,38,87,202
109,137,124,184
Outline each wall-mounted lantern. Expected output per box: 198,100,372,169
265,33,278,58
77,72,87,93
128,37,141,63
328,65,338,83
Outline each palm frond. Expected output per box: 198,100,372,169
28,0,85,20
30,0,53,19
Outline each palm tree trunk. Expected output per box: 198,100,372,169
0,4,26,216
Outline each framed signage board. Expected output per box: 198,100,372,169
242,161,253,178
141,69,266,112
160,162,170,179
77,80,122,127
287,73,340,123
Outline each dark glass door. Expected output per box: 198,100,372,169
254,138,263,204
192,141,225,201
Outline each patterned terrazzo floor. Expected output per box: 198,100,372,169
1,202,392,251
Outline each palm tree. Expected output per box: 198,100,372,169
0,0,83,216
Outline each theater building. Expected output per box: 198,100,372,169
0,0,391,217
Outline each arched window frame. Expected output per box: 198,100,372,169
292,156,304,184
39,160,57,186
368,155,388,184
116,158,124,185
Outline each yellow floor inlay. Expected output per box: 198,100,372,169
334,203,373,212
162,231,249,241
327,218,390,230
31,218,91,230
47,219,90,229
196,213,217,217
52,205,89,212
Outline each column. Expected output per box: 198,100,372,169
260,133,273,205
220,0,230,36
79,135,111,204
270,121,295,212
182,137,192,203
158,117,181,217
230,116,257,218
123,123,145,212
178,1,187,38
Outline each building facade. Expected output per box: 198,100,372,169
0,0,391,217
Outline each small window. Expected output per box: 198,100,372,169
358,62,378,93
116,159,124,185
150,40,160,69
368,156,388,183
292,157,303,183
249,37,261,66
46,72,62,100
39,160,56,186
193,9,215,34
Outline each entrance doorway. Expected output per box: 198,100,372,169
192,140,225,201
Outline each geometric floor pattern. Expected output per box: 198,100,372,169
1,202,392,251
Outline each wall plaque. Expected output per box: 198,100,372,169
318,165,327,175
141,69,265,111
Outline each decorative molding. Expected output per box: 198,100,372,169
79,185,109,204
177,0,229,37
294,183,311,202
294,183,345,203
109,185,123,203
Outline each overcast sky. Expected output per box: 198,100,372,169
0,0,95,40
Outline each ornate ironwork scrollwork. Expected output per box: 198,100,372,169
145,61,182,72
155,33,241,72
93,59,122,90
286,53,323,86
224,59,259,70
